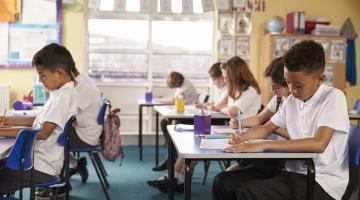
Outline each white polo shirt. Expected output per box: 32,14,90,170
222,86,261,118
73,74,102,146
174,79,198,104
271,84,349,200
33,82,77,176
213,85,228,107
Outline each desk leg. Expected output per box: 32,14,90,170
155,111,159,166
139,105,143,161
168,138,175,200
306,159,315,200
184,159,192,200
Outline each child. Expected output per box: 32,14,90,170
226,57,290,171
216,56,261,118
213,40,349,200
0,43,77,195
152,71,198,171
156,71,198,104
195,62,228,110
148,63,228,192
66,66,103,184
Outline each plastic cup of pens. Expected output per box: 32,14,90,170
194,114,211,135
145,91,153,102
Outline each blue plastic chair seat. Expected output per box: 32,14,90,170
70,145,100,153
34,175,61,187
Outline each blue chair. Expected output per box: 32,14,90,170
342,125,360,200
0,128,39,200
69,100,110,200
32,116,76,200
354,99,360,113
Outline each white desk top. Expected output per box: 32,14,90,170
137,99,172,106
154,105,230,119
0,138,15,159
167,125,317,159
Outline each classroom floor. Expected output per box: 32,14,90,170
21,145,221,200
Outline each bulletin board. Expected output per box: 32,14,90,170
0,0,62,68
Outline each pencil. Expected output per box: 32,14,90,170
1,108,7,124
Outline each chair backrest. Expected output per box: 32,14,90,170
342,125,360,200
354,99,360,113
58,116,76,146
97,99,109,125
6,128,40,171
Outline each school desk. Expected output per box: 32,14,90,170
137,99,171,164
349,113,360,126
0,138,16,160
166,125,317,200
154,105,230,167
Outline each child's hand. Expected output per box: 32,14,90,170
0,118,11,128
194,103,204,109
228,132,246,144
228,106,239,117
229,118,238,129
224,142,265,153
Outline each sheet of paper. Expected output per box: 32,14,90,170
200,138,231,149
174,124,194,131
0,22,9,64
22,0,57,24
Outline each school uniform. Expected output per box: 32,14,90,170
213,85,228,107
0,82,77,194
213,84,349,200
70,74,102,147
221,86,261,118
174,79,198,104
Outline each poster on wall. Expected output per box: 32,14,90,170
236,12,251,34
218,37,233,57
182,0,193,14
324,64,334,86
274,38,290,58
218,13,232,34
235,36,250,59
330,40,344,61
218,0,231,11
160,0,172,13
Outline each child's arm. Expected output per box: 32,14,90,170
229,121,279,144
226,126,333,153
0,128,24,137
230,107,275,129
37,121,57,140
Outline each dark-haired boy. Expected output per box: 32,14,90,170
213,40,349,200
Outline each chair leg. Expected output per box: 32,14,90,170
90,152,111,200
95,152,108,176
202,160,211,186
93,152,110,188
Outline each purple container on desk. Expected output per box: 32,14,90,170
145,91,153,102
194,115,211,135
13,101,33,110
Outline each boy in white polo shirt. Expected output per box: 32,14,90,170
213,40,349,200
0,43,77,195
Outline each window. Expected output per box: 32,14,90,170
86,0,214,84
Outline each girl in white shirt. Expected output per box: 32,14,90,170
0,43,77,194
217,56,261,118
227,57,290,171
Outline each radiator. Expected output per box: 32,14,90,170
0,85,10,114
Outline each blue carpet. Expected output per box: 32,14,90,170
20,145,224,199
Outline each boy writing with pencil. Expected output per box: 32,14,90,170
213,40,349,200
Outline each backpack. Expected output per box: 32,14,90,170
102,102,124,162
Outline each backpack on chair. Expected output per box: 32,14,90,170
102,101,124,163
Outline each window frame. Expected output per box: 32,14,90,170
85,0,214,86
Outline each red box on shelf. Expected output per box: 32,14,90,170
305,21,330,34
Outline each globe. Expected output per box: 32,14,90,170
267,16,285,33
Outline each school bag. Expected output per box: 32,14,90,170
102,102,124,163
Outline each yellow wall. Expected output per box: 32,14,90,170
0,0,359,107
